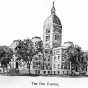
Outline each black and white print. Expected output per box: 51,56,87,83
0,1,88,77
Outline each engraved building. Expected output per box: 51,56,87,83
43,2,62,75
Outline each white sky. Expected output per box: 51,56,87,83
0,0,88,50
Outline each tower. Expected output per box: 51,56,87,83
43,2,62,75
43,2,62,49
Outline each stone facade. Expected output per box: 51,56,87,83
42,2,62,75
52,47,62,75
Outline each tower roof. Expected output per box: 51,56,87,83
44,2,62,26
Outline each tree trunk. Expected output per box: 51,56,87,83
27,61,30,75
70,62,72,75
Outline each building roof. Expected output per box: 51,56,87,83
44,2,62,27
32,36,41,39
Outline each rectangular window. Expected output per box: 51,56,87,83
46,35,50,41
63,71,64,74
48,63,50,66
58,71,59,74
55,35,60,40
44,71,46,74
58,56,60,60
54,71,56,74
61,64,64,69
48,71,50,74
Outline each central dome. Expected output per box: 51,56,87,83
44,2,62,27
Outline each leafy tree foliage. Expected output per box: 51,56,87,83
64,44,87,75
0,46,13,71
34,40,43,54
15,39,34,73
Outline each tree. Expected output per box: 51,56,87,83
33,39,43,54
15,39,34,74
79,52,87,74
65,44,85,75
0,46,13,72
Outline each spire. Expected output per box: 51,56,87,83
51,1,56,15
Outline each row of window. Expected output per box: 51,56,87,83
54,50,60,55
53,64,60,69
46,25,62,34
54,56,60,60
43,71,60,74
61,63,70,69
34,70,70,75
45,34,61,41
